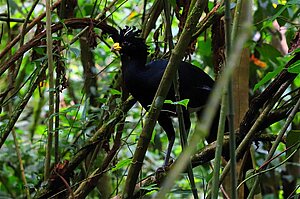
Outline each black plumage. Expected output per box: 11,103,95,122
112,27,221,166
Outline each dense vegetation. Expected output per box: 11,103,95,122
0,0,299,198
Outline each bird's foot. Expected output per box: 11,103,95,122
155,167,167,185
155,160,173,185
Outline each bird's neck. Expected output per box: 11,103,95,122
121,53,148,71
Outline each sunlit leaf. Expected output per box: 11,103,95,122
110,89,122,95
294,74,300,87
253,65,284,91
288,60,300,74
111,159,132,172
164,99,190,109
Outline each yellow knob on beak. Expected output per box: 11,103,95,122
111,42,122,52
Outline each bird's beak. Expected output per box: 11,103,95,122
111,42,122,52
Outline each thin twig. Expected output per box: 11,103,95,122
247,94,300,198
0,0,62,60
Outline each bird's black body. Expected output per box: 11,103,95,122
112,27,220,166
123,59,214,112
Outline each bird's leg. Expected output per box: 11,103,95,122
163,136,175,167
158,113,176,169
183,109,191,137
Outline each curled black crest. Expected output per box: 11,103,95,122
120,26,142,39
114,26,148,56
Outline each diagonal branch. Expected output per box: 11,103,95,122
122,0,209,198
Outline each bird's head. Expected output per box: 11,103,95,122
111,26,149,57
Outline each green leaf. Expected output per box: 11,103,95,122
70,47,80,58
294,73,300,87
164,99,190,109
287,0,300,5
176,99,190,108
286,130,300,158
164,100,173,104
288,60,300,74
205,170,213,182
110,89,122,95
245,169,261,195
62,104,81,113
140,184,158,191
259,4,291,31
111,158,132,172
290,48,300,55
268,4,289,22
98,98,107,103
254,65,284,91
198,38,212,57
275,4,289,26
256,44,282,66
33,46,46,55
151,129,156,145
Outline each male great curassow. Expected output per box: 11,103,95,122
112,27,222,167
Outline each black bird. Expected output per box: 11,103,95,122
112,27,221,166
